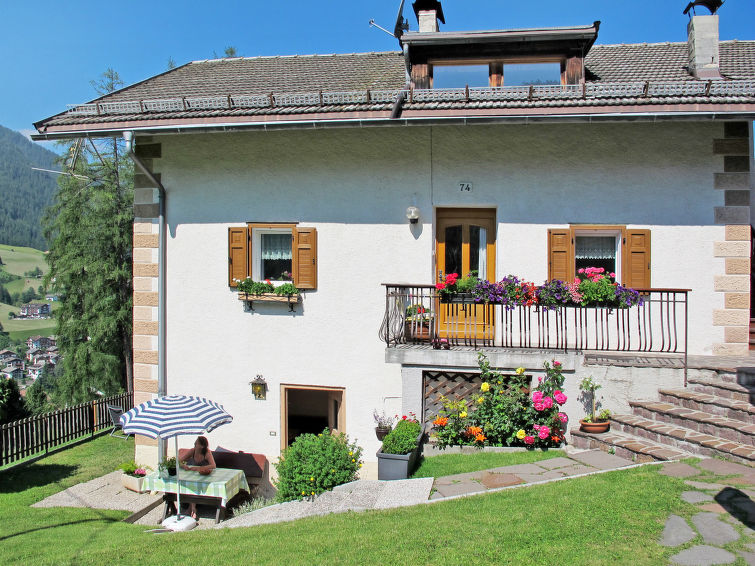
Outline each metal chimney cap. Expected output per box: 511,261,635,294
683,0,724,16
412,0,445,24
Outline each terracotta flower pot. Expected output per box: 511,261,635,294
579,419,610,433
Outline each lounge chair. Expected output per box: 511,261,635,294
107,404,130,439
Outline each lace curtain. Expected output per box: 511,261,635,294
261,233,292,260
575,236,616,260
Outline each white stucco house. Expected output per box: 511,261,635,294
34,2,755,472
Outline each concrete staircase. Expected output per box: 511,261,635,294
571,368,755,466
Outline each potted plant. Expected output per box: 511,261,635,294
120,461,149,492
159,456,177,477
373,409,395,440
376,414,424,480
579,375,611,433
437,272,478,303
404,304,432,341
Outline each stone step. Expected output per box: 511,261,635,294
610,413,755,466
687,375,752,402
629,400,755,445
569,428,692,462
659,388,755,424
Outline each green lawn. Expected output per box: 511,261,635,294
0,243,48,276
413,449,563,478
1,436,694,565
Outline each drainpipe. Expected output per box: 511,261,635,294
123,130,167,462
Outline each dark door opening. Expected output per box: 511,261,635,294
283,387,344,448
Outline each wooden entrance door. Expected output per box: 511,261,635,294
436,209,496,341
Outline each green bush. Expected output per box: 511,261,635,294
381,419,422,455
274,429,363,502
273,283,299,296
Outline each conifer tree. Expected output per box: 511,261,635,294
42,69,134,405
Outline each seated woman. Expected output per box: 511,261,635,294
177,436,216,520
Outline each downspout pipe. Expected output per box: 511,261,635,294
123,130,167,462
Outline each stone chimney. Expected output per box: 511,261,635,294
687,15,721,79
418,10,439,32
413,0,444,33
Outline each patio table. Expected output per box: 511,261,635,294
143,467,250,523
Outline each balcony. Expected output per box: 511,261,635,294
380,284,688,357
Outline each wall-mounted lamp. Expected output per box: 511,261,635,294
250,375,267,400
405,205,420,224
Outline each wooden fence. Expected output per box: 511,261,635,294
0,391,133,467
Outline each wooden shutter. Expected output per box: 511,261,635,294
622,229,651,289
293,227,317,290
228,227,248,287
548,228,574,282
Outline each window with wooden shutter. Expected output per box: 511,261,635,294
228,224,318,290
228,227,248,287
547,226,651,288
548,228,574,282
622,229,651,289
293,227,317,289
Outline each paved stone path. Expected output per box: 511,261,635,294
657,459,755,565
430,449,634,499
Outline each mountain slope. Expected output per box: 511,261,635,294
0,125,60,249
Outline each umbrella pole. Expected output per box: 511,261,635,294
175,436,182,520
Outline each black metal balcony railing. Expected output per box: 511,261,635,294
381,284,688,357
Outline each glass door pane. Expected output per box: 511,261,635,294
469,225,487,280
444,225,462,277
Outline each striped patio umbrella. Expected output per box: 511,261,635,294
120,395,233,529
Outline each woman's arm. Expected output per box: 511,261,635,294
178,447,192,462
205,449,216,470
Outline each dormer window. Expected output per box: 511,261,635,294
431,60,565,89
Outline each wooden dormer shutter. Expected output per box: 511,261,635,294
548,228,574,282
622,229,651,289
228,227,248,287
293,227,317,290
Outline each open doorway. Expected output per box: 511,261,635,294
281,385,345,449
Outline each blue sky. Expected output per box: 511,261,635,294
3,0,753,140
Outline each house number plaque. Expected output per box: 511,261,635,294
458,181,473,193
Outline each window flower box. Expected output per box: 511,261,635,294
238,292,301,304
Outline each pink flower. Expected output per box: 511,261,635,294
533,424,541,430
538,429,549,439
538,377,542,383
534,402,545,411
557,412,568,423
435,282,446,290
524,435,535,445
578,268,585,274
543,397,554,409
554,361,562,367
540,425,550,436
609,272,616,278
554,392,567,404
531,391,543,403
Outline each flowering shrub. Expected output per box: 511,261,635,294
437,272,479,299
274,429,363,502
431,354,567,449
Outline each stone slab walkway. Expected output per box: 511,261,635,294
33,471,161,513
430,449,634,499
657,459,755,565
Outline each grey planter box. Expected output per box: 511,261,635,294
376,431,424,480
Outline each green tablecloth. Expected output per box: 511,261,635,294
143,467,250,507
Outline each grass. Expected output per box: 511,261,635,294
0,244,48,277
412,449,563,478
1,436,691,565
